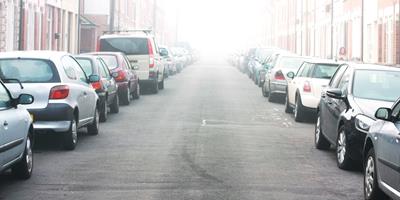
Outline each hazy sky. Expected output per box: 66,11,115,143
170,0,270,53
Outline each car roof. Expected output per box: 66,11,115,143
348,63,400,71
0,51,70,61
100,33,150,39
75,55,98,60
304,58,339,65
85,52,125,56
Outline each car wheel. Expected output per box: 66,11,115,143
336,126,353,169
63,118,78,150
133,83,140,99
158,78,164,90
315,112,330,150
268,85,275,102
87,107,100,135
284,92,292,113
152,79,159,94
99,100,107,123
262,83,269,97
294,95,306,122
12,133,33,179
110,95,119,114
364,148,388,200
120,87,131,105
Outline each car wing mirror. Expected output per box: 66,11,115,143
17,94,34,105
375,107,391,121
326,88,345,99
111,72,119,78
88,75,100,83
286,72,295,79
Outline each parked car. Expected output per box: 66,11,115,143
315,63,400,170
75,55,120,122
262,54,307,102
0,81,34,179
170,47,185,73
159,46,176,76
285,59,339,121
0,51,100,150
86,52,140,104
362,99,400,200
98,30,165,93
249,48,279,87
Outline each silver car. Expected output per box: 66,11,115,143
363,99,400,200
0,51,100,150
0,81,34,179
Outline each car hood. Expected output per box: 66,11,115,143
353,97,394,118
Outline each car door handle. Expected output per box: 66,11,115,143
3,121,8,126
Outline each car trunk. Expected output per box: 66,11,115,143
5,83,54,109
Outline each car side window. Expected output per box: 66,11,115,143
299,63,312,77
124,57,132,70
98,59,110,79
296,63,306,76
391,102,400,120
0,83,11,108
61,56,77,80
329,65,348,88
337,69,351,94
68,56,87,83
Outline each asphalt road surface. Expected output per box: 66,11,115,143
0,59,363,200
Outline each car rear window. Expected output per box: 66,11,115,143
312,64,339,79
75,58,94,76
97,55,118,69
277,57,305,69
353,70,400,102
0,59,59,83
100,38,149,55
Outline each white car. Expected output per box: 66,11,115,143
285,59,339,122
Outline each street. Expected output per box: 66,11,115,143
0,59,363,200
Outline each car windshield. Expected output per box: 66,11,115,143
353,70,400,102
100,38,149,55
97,55,118,69
312,64,339,79
277,57,305,69
0,59,59,83
75,58,94,76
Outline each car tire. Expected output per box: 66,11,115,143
158,78,164,90
99,100,107,123
63,118,78,150
315,112,330,150
284,93,292,113
294,94,306,122
152,79,159,94
120,87,131,105
336,126,353,170
262,84,269,97
133,83,140,99
268,85,275,102
12,133,33,179
364,148,388,200
87,108,100,135
110,95,119,114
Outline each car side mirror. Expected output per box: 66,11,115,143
326,88,345,99
88,75,100,83
287,72,295,79
111,72,119,78
18,94,34,105
375,108,391,121
132,65,139,70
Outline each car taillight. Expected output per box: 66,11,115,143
274,71,285,80
49,85,69,99
114,70,126,82
148,39,155,68
303,81,311,93
91,81,102,90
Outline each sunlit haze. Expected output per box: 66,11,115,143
170,0,270,54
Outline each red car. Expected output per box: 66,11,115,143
86,52,140,105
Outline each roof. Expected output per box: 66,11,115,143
304,58,339,65
349,63,400,71
84,51,126,57
0,51,70,60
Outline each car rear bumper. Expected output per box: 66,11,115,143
270,81,287,94
28,103,74,133
300,94,320,109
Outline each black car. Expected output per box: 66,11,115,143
314,63,400,170
75,55,119,122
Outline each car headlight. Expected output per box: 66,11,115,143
355,115,375,132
